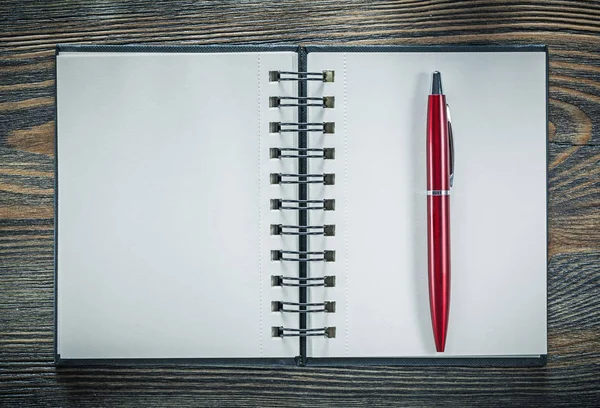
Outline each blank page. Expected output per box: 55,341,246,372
307,51,547,358
56,50,299,359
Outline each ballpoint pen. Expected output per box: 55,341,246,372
426,71,454,352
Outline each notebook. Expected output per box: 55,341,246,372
54,44,548,366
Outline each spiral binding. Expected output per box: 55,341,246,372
269,70,335,82
270,122,335,134
270,96,335,108
272,327,337,338
272,301,336,313
271,275,336,287
270,147,335,159
270,224,335,236
271,250,336,262
270,69,336,339
270,199,335,211
270,173,335,185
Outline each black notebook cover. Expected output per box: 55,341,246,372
55,44,548,367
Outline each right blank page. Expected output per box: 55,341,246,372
308,50,547,358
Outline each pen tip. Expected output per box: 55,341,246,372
431,71,443,95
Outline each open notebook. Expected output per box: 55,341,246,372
55,45,547,366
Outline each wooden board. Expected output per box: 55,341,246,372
1,0,599,406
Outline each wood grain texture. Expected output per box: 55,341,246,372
1,0,599,406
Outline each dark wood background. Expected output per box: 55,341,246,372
1,0,599,406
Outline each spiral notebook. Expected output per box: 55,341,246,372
55,45,548,366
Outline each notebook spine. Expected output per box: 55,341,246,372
269,70,336,339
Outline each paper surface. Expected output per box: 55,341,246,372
307,51,548,357
56,50,299,359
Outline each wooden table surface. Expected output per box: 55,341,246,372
1,0,599,406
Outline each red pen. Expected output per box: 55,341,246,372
427,71,454,352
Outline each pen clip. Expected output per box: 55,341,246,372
447,104,454,188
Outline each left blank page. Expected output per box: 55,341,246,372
56,50,299,359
